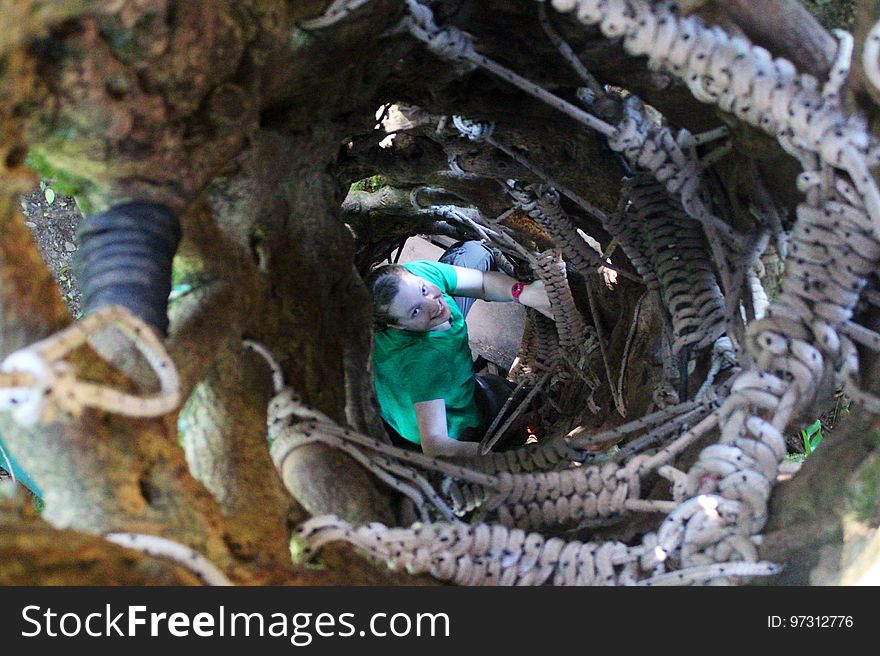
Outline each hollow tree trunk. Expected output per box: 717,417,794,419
1,0,879,586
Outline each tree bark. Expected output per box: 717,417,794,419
3,0,880,587
0,522,206,585
180,345,297,574
715,0,837,80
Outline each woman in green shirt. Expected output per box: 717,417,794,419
367,242,553,457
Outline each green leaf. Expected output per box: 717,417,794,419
44,187,55,205
801,420,824,455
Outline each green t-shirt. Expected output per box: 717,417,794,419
372,260,480,444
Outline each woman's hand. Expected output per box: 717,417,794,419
449,267,555,321
519,280,555,320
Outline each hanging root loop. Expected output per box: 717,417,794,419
0,306,180,426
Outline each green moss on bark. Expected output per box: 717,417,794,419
801,0,856,29
25,147,97,214
849,446,880,524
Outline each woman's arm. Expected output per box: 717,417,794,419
414,399,480,458
450,266,554,319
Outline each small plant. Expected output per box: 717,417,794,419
32,494,45,514
801,420,824,456
349,174,388,193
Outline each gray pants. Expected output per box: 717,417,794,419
438,240,496,318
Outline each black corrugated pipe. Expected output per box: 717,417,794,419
73,202,181,335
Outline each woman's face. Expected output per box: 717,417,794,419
387,271,451,332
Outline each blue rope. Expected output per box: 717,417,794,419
0,434,42,498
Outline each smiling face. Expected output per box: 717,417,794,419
387,271,451,332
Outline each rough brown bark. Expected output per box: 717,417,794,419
0,202,233,572
2,0,879,587
254,128,398,524
180,346,297,573
715,0,837,79
759,407,880,584
852,0,880,121
0,523,206,586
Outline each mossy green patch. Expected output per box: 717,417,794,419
349,174,388,194
849,446,880,524
97,19,139,61
170,256,214,301
171,255,201,287
25,146,100,215
801,0,855,30
177,412,189,448
289,534,325,569
290,25,312,50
